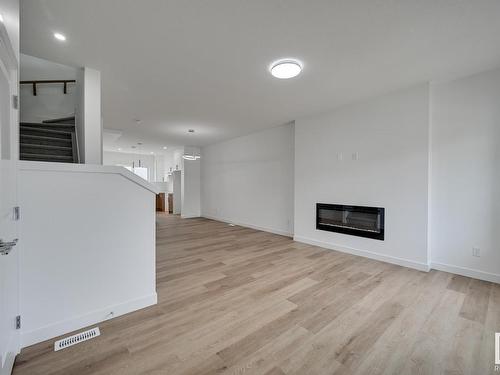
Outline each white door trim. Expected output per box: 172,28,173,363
0,15,19,375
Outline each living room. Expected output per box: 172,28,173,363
0,1,499,374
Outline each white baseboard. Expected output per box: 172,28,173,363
181,213,201,219
430,262,500,284
21,293,157,348
202,214,293,238
294,235,430,272
0,351,17,375
0,327,20,374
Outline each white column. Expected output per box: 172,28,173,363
181,146,201,218
75,67,102,164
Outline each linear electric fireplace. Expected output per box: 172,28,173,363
316,203,385,240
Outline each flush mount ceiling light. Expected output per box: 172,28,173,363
269,59,303,79
54,32,66,41
182,149,201,161
182,154,201,161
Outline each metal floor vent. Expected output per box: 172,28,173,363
54,327,100,351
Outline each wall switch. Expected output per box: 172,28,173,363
337,152,343,161
352,152,359,160
472,247,481,257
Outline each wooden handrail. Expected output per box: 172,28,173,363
20,80,76,96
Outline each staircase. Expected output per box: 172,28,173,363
20,117,79,163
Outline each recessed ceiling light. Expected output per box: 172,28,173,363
54,33,66,41
118,148,122,151
0,14,4,23
269,59,303,79
150,152,154,154
163,146,167,150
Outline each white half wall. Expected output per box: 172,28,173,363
294,85,430,270
429,68,500,283
18,161,159,347
201,123,295,236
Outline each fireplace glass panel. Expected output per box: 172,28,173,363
316,204,385,240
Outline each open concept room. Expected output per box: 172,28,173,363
0,1,499,374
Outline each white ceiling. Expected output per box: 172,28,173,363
20,0,500,151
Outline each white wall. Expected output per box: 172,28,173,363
155,154,166,182
201,123,295,236
294,85,430,270
429,68,500,283
172,170,182,214
181,146,201,218
18,161,158,347
167,174,173,193
0,0,19,62
153,152,176,182
173,149,183,171
20,54,77,123
103,151,155,182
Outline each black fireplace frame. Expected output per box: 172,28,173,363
316,203,385,240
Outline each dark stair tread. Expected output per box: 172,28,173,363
20,134,71,142
20,152,73,160
20,122,75,131
21,134,71,145
20,125,73,135
21,146,73,157
42,116,75,124
20,143,72,150
20,129,74,140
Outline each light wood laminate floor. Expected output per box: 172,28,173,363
13,214,500,374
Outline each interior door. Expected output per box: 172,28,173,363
0,17,20,375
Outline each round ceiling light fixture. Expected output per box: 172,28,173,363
269,59,303,79
182,154,200,161
54,32,66,41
